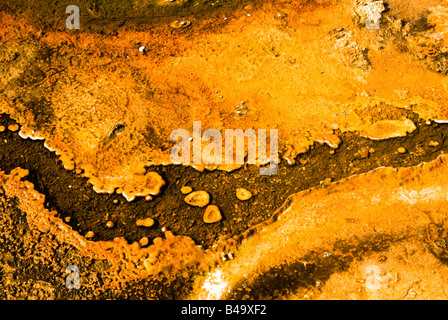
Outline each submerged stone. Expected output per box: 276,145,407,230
203,205,222,224
181,186,193,194
236,188,252,201
170,20,191,28
184,191,210,207
136,217,155,227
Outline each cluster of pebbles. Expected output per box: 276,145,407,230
182,187,253,224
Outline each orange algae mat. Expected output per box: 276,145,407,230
2,0,448,299
1,0,448,199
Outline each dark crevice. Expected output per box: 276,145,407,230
0,111,447,249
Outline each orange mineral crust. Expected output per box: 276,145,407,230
2,0,448,198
